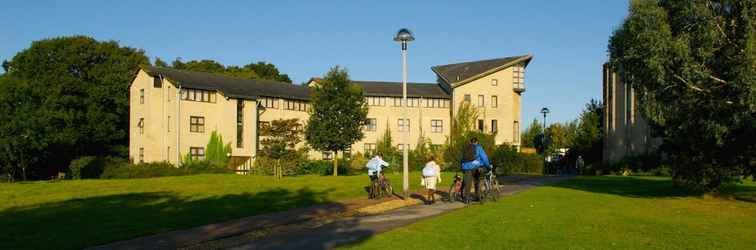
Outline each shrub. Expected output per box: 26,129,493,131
302,159,353,176
100,161,232,179
68,156,125,179
491,144,543,175
68,156,97,179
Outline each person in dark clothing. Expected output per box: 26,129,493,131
460,137,489,204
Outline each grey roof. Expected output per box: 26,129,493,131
431,55,532,85
141,65,311,101
352,80,450,99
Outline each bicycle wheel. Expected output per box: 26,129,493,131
448,184,457,202
383,181,393,197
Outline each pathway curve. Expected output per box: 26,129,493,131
193,175,572,250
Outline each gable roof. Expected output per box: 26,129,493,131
351,80,450,99
431,54,533,87
140,65,311,101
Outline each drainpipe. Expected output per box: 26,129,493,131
176,84,181,165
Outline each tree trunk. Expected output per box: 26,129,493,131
333,150,338,176
21,165,27,181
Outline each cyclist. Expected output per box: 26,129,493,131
366,153,390,191
460,137,490,204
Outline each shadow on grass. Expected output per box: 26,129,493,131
550,176,756,201
0,187,374,250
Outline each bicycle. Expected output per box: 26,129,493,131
369,172,393,199
447,173,463,202
480,167,501,202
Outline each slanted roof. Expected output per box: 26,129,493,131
352,80,450,99
140,65,311,101
431,54,533,87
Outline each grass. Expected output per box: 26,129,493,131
0,171,424,250
343,176,756,250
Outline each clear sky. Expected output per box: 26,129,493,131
0,0,628,127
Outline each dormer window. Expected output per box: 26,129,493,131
153,76,162,88
513,65,526,93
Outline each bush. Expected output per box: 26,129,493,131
301,159,353,176
68,156,125,179
491,144,543,175
100,161,232,179
69,156,97,179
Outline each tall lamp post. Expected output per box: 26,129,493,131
540,107,550,150
394,28,414,196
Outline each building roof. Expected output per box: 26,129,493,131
351,80,450,99
431,54,533,86
140,65,311,101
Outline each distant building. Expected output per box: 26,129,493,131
602,63,659,165
129,55,532,170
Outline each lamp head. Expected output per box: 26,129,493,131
393,28,415,42
540,107,550,115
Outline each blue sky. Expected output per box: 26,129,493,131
0,0,628,127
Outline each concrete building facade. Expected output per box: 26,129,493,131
602,63,659,165
130,55,532,169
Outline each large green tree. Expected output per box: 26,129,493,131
259,119,304,178
305,66,368,176
609,0,755,190
566,99,604,169
0,36,148,179
520,119,544,149
167,58,292,83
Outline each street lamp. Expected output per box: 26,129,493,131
540,107,550,165
540,107,550,130
394,28,414,196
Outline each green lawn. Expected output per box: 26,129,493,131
344,176,756,249
0,172,423,250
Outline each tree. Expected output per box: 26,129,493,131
259,119,304,178
375,126,400,168
167,58,292,83
520,119,544,149
443,101,495,168
244,61,292,83
1,36,148,179
609,0,755,190
305,66,368,176
205,131,231,166
567,99,604,167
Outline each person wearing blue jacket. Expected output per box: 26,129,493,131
460,137,489,204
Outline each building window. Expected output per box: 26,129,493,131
392,97,402,107
491,95,498,108
431,119,443,133
513,121,520,143
139,147,144,163
478,95,485,107
513,65,525,90
366,118,377,131
464,94,471,103
398,118,410,132
190,116,205,133
491,119,498,133
364,143,376,154
237,100,244,148
407,98,419,107
284,99,308,111
367,97,386,106
180,89,216,103
491,79,498,86
260,97,278,109
190,147,205,161
478,119,484,132
322,151,333,160
153,76,162,88
138,118,144,134
139,89,145,104
167,116,171,132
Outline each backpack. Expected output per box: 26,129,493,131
462,144,477,162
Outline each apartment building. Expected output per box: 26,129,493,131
130,55,532,169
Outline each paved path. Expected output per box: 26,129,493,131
206,175,571,250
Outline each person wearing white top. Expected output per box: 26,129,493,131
421,156,442,204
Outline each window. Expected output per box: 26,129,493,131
478,95,485,107
478,119,484,132
431,119,443,133
322,151,333,160
491,79,498,86
138,118,144,134
407,98,419,107
139,89,145,104
491,120,498,133
364,143,376,154
167,116,171,132
237,100,244,148
153,76,162,88
513,121,520,143
190,147,205,161
284,99,309,111
365,118,377,131
398,118,410,132
464,94,471,103
367,97,386,106
513,65,525,90
139,147,144,163
180,89,216,103
392,97,402,107
260,97,278,109
491,95,498,108
190,116,205,133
